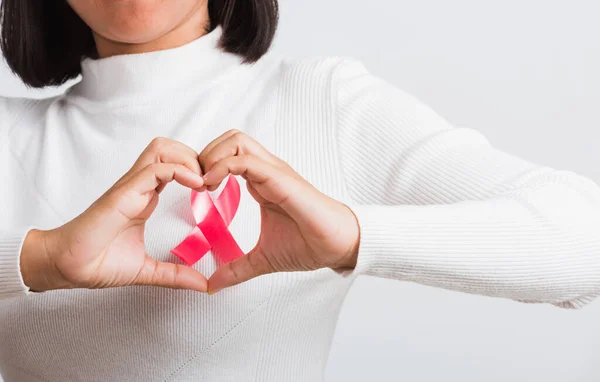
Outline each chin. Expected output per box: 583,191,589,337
101,17,173,45
68,0,202,44
95,5,173,44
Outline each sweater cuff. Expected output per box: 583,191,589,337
336,204,392,278
0,228,34,299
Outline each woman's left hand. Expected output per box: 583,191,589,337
197,129,361,294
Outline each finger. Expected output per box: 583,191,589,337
138,137,202,174
133,256,208,292
202,155,305,206
207,248,273,294
132,163,205,195
199,130,277,175
203,155,318,223
202,155,273,193
110,163,204,223
197,129,241,172
118,138,202,186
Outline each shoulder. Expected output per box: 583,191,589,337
259,54,414,111
265,54,368,90
262,54,440,122
0,96,41,129
0,96,58,127
0,96,58,149
251,53,375,109
253,53,451,127
0,97,39,147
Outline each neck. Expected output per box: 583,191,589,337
94,5,210,58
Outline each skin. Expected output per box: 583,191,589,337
67,0,211,58
21,1,361,295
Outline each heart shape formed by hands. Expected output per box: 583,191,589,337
171,174,245,266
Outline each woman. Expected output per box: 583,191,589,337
0,0,599,380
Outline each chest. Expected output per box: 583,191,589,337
1,94,347,229
2,94,274,222
0,97,355,379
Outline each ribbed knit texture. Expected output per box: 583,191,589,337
1,26,600,381
0,230,31,298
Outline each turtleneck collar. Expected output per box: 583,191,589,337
70,26,240,103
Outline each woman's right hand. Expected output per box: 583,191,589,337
19,138,208,293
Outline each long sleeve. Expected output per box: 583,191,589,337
334,59,600,309
0,96,37,299
0,230,32,298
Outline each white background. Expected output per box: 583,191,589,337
2,0,599,381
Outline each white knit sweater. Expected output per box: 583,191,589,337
1,26,600,381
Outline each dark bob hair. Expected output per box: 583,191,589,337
0,0,278,88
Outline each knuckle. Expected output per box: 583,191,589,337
277,157,291,168
174,163,187,173
148,137,170,152
231,130,246,144
214,156,229,168
229,262,242,284
149,137,164,149
147,162,168,176
197,153,211,171
148,162,161,172
172,265,179,286
150,261,161,283
184,159,199,172
202,155,216,170
239,154,252,164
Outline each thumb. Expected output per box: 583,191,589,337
207,248,274,294
132,256,208,292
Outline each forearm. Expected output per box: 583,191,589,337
345,171,600,308
333,58,600,308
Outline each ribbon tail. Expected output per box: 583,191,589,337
171,226,211,266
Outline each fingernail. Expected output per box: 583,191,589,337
207,287,221,295
192,173,204,184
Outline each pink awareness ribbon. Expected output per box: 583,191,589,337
171,175,245,266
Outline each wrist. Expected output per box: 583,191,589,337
335,204,361,270
20,229,68,292
343,235,360,270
